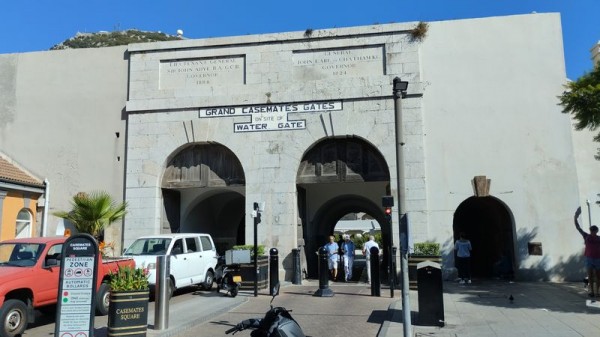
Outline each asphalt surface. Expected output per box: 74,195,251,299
21,279,600,337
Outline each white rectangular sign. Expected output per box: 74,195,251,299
199,101,342,132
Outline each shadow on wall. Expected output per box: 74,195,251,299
440,227,585,282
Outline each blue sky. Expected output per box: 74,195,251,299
1,0,598,79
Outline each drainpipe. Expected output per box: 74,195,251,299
42,179,50,237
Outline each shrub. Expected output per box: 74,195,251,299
232,245,265,257
109,266,149,291
412,242,440,256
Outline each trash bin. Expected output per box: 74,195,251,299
417,260,445,327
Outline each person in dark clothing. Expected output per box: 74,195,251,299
574,207,600,297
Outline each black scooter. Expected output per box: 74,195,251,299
225,282,306,337
215,255,242,297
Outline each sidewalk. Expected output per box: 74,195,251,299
381,280,600,337
173,279,600,337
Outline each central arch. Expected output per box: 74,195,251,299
296,136,392,278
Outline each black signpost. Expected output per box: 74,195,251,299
55,234,100,337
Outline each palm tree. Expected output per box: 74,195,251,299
54,191,127,239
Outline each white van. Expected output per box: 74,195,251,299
123,233,218,296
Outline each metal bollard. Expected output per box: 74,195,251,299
292,248,302,285
154,255,170,330
269,248,279,296
389,246,395,298
392,246,399,286
370,246,381,297
313,246,334,297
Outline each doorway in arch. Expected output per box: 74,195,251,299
453,196,515,279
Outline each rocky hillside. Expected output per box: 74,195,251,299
50,29,182,50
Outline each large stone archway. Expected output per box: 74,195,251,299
296,136,392,278
161,143,246,253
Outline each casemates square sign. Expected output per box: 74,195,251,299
199,101,342,133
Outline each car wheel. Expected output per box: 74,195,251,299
202,271,214,291
0,299,28,337
95,283,110,316
168,278,175,299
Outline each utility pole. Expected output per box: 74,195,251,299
393,77,412,337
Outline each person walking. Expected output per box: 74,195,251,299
341,234,355,282
454,232,472,284
363,235,379,284
574,207,600,297
324,235,340,281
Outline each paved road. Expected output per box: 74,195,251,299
187,283,396,337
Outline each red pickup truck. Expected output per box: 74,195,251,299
0,236,135,337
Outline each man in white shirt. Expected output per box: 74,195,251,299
362,235,379,284
325,235,339,281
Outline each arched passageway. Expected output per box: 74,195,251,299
296,136,392,278
307,195,390,279
453,196,515,279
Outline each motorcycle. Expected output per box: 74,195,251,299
225,282,306,337
215,255,242,297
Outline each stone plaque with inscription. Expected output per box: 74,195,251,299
293,46,384,81
160,56,245,89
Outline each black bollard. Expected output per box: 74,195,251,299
389,246,396,298
313,246,334,297
292,248,302,285
370,246,381,296
269,248,279,296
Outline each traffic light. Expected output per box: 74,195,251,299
384,207,392,223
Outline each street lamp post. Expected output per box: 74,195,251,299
392,77,412,337
252,202,262,297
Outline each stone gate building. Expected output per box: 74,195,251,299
2,13,599,281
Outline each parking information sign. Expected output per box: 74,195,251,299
55,234,99,337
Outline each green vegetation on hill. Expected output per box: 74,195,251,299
51,29,182,50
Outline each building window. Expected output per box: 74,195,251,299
16,209,32,238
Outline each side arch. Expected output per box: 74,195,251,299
453,196,516,279
159,143,246,253
162,143,245,188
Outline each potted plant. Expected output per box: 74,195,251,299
107,266,150,337
408,242,442,290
